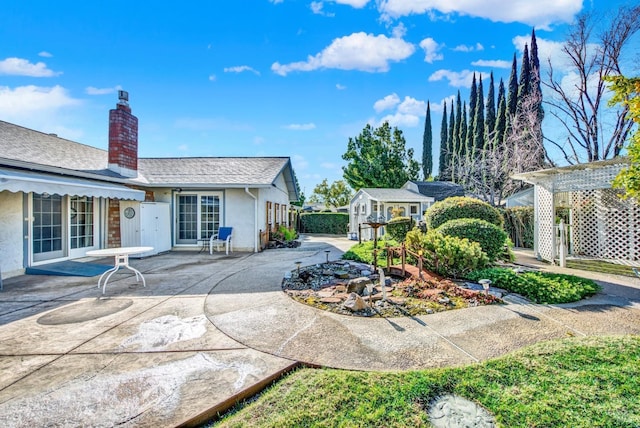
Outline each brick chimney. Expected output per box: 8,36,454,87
108,90,138,178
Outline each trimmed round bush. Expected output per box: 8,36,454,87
405,228,489,278
425,196,503,229
385,216,414,242
436,218,508,262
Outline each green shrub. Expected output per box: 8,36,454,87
436,218,510,262
300,213,349,234
272,225,297,242
405,228,489,278
425,196,504,229
466,268,601,304
342,239,398,267
385,216,414,242
502,206,534,248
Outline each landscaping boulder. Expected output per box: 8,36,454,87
343,293,367,311
346,277,372,295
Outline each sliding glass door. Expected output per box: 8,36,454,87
175,193,222,245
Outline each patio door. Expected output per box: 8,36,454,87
68,196,98,258
32,193,65,262
175,193,222,245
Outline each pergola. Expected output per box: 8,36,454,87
512,158,639,267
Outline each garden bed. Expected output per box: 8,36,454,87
282,261,502,317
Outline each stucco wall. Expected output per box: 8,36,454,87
0,191,25,278
225,188,258,252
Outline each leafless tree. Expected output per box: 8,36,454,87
450,93,547,205
544,5,640,164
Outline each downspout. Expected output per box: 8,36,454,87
245,187,258,253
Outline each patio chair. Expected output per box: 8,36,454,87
209,227,233,255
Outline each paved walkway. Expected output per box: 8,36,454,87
0,235,639,427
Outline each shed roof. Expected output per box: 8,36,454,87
358,188,433,202
408,181,465,201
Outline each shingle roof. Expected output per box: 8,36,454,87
138,157,291,187
411,181,465,201
360,188,433,202
0,120,115,178
0,120,297,194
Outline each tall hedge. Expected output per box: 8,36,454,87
300,213,349,234
385,216,414,242
425,196,503,229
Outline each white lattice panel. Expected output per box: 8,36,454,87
535,185,555,262
570,189,639,262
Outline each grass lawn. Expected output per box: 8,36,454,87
211,336,640,427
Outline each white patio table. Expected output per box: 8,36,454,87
86,246,153,294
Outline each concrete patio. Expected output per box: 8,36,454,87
0,235,639,427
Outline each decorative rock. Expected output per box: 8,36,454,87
388,296,406,305
317,291,334,298
438,297,451,304
360,269,372,276
343,293,367,311
347,277,372,295
428,394,496,427
374,285,393,293
320,297,343,304
333,270,350,279
334,284,347,293
322,269,334,276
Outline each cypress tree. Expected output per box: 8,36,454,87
459,101,468,160
494,78,507,151
422,102,433,179
485,72,496,148
473,75,485,156
448,100,456,180
466,73,478,155
530,28,545,166
438,102,449,180
517,43,531,112
506,53,518,131
453,91,462,167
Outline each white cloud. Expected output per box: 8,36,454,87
85,85,122,95
374,93,400,112
0,85,81,124
38,51,53,58
428,69,490,87
283,123,316,130
332,0,370,7
208,74,216,81
311,1,326,14
471,59,511,68
419,37,444,63
336,83,347,90
177,144,189,152
392,23,407,38
379,112,420,128
253,136,265,145
453,43,484,52
0,57,61,77
223,65,260,75
271,32,415,75
430,95,456,113
377,0,582,28
269,0,283,4
397,96,427,115
512,34,571,71
374,95,426,128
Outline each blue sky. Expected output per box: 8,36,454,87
0,0,635,196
